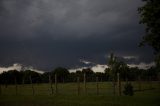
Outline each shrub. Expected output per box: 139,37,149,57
123,83,134,96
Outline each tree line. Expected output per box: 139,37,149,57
0,63,159,85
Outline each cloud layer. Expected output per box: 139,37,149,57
0,0,154,71
0,0,144,39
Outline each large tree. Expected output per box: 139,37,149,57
138,0,160,66
108,53,130,95
52,67,69,83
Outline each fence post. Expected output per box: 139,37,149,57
77,77,80,95
5,80,7,88
30,76,35,95
159,75,160,89
149,76,152,89
55,74,58,94
96,77,99,95
0,83,1,95
113,80,116,96
15,77,18,95
22,77,25,86
84,73,86,94
138,76,141,91
117,73,121,96
49,74,53,95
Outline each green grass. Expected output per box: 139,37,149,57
0,82,160,106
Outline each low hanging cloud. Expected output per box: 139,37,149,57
0,63,44,74
70,59,155,73
0,63,22,73
0,61,155,74
128,62,155,70
79,59,96,65
123,56,139,60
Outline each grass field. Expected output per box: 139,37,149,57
0,82,160,106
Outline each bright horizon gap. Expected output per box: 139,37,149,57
0,62,155,74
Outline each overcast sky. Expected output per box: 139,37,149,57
0,0,154,71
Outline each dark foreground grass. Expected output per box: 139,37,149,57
0,82,160,106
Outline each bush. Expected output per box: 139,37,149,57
123,83,134,96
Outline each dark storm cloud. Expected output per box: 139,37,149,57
0,0,143,38
0,0,154,70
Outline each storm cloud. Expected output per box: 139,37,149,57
0,0,154,71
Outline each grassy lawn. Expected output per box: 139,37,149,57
0,82,160,106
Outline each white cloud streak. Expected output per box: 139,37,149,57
0,62,155,74
79,59,95,65
123,56,138,60
0,63,22,73
128,62,155,70
0,63,44,74
69,62,155,73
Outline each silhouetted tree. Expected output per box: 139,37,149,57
108,53,131,94
41,72,50,83
23,70,41,84
51,67,69,83
119,61,129,82
82,68,94,82
108,53,119,95
138,0,160,68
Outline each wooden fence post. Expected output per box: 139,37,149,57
49,75,53,95
0,83,1,95
149,76,152,89
113,80,116,96
77,77,80,95
96,77,99,95
55,74,58,94
30,76,35,95
117,73,121,96
15,77,18,95
138,76,141,91
5,80,7,88
84,73,86,94
22,77,25,86
159,76,160,89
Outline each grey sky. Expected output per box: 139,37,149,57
0,0,154,71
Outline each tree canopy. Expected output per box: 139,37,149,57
138,0,160,68
108,53,129,81
138,0,160,53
